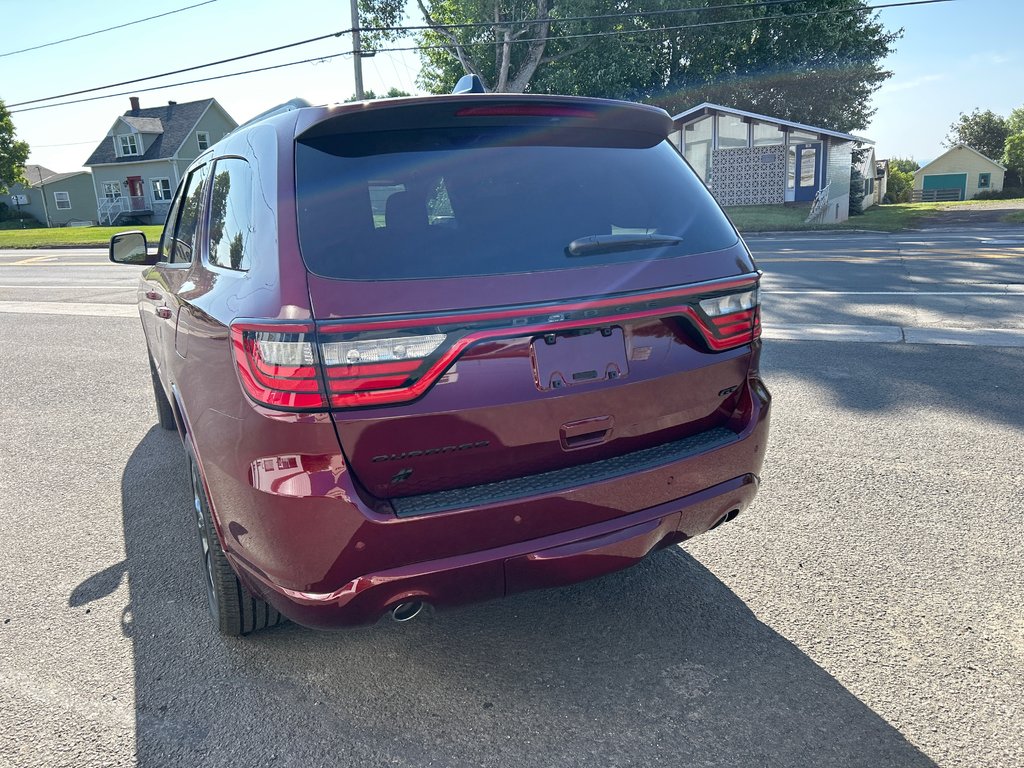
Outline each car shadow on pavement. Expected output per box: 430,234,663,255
102,427,937,767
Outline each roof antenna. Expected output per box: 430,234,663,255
452,74,486,94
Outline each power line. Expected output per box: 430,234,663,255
8,28,351,108
0,0,223,59
10,0,953,115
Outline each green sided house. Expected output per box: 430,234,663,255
85,96,237,226
7,165,97,227
913,144,1005,201
670,103,873,223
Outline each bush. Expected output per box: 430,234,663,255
973,187,1024,200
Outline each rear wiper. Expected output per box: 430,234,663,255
566,233,683,257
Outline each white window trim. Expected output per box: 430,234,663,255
196,131,210,151
102,181,123,200
53,191,71,210
151,177,172,201
117,133,140,157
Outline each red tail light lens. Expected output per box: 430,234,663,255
693,288,761,350
230,323,328,410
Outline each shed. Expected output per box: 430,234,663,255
913,145,1005,201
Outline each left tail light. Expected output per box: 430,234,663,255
230,323,328,410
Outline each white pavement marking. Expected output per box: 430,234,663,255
762,324,904,343
903,327,1024,347
0,301,135,318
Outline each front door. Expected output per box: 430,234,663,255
127,176,146,210
793,143,821,202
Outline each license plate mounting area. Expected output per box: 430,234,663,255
531,327,629,391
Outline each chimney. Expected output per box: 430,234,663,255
129,96,140,112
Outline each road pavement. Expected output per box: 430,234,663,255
0,228,1022,767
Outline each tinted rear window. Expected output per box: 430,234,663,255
295,128,738,280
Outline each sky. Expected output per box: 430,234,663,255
4,0,1022,173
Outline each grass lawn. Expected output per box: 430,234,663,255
0,225,164,248
724,202,941,233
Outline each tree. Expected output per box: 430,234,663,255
361,0,900,131
885,167,913,203
0,99,30,194
888,157,919,174
944,109,1008,161
1003,132,1024,189
849,165,865,216
1006,106,1024,136
344,87,412,102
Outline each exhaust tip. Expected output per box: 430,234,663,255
710,508,741,531
390,600,425,623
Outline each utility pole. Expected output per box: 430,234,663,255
350,0,365,100
36,167,51,228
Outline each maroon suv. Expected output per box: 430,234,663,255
110,89,770,635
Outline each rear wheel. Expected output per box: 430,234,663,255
148,354,176,431
188,449,284,636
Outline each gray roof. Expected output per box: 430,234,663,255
20,165,89,187
85,98,227,166
121,116,164,134
672,102,872,145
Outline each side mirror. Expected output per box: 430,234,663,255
109,231,156,265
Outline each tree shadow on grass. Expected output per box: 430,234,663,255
73,427,938,767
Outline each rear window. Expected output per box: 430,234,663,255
295,127,738,280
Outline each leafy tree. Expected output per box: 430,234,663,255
944,109,1008,161
1003,132,1024,188
361,0,900,132
0,99,30,194
344,87,412,102
885,167,914,203
888,157,919,174
1006,106,1024,136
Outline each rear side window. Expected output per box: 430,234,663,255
207,158,254,271
159,163,208,264
295,128,737,280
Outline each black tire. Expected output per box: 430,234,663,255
148,354,177,431
188,449,284,636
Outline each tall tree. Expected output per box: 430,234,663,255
944,109,1009,161
361,0,900,132
0,99,30,194
1003,132,1024,189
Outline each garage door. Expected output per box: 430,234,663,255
922,173,967,201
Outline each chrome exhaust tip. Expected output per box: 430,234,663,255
390,600,425,623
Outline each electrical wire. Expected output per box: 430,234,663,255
0,0,222,59
10,0,954,115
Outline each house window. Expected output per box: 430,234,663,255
978,173,991,189
53,191,71,210
717,115,748,149
151,178,172,201
118,134,139,156
683,116,713,182
102,181,123,200
197,131,210,151
752,122,784,147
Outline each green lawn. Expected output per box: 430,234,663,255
723,202,940,233
0,225,164,248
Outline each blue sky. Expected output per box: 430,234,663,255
5,0,1021,172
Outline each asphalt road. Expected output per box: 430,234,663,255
0,229,1022,767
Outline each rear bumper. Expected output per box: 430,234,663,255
235,473,759,629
